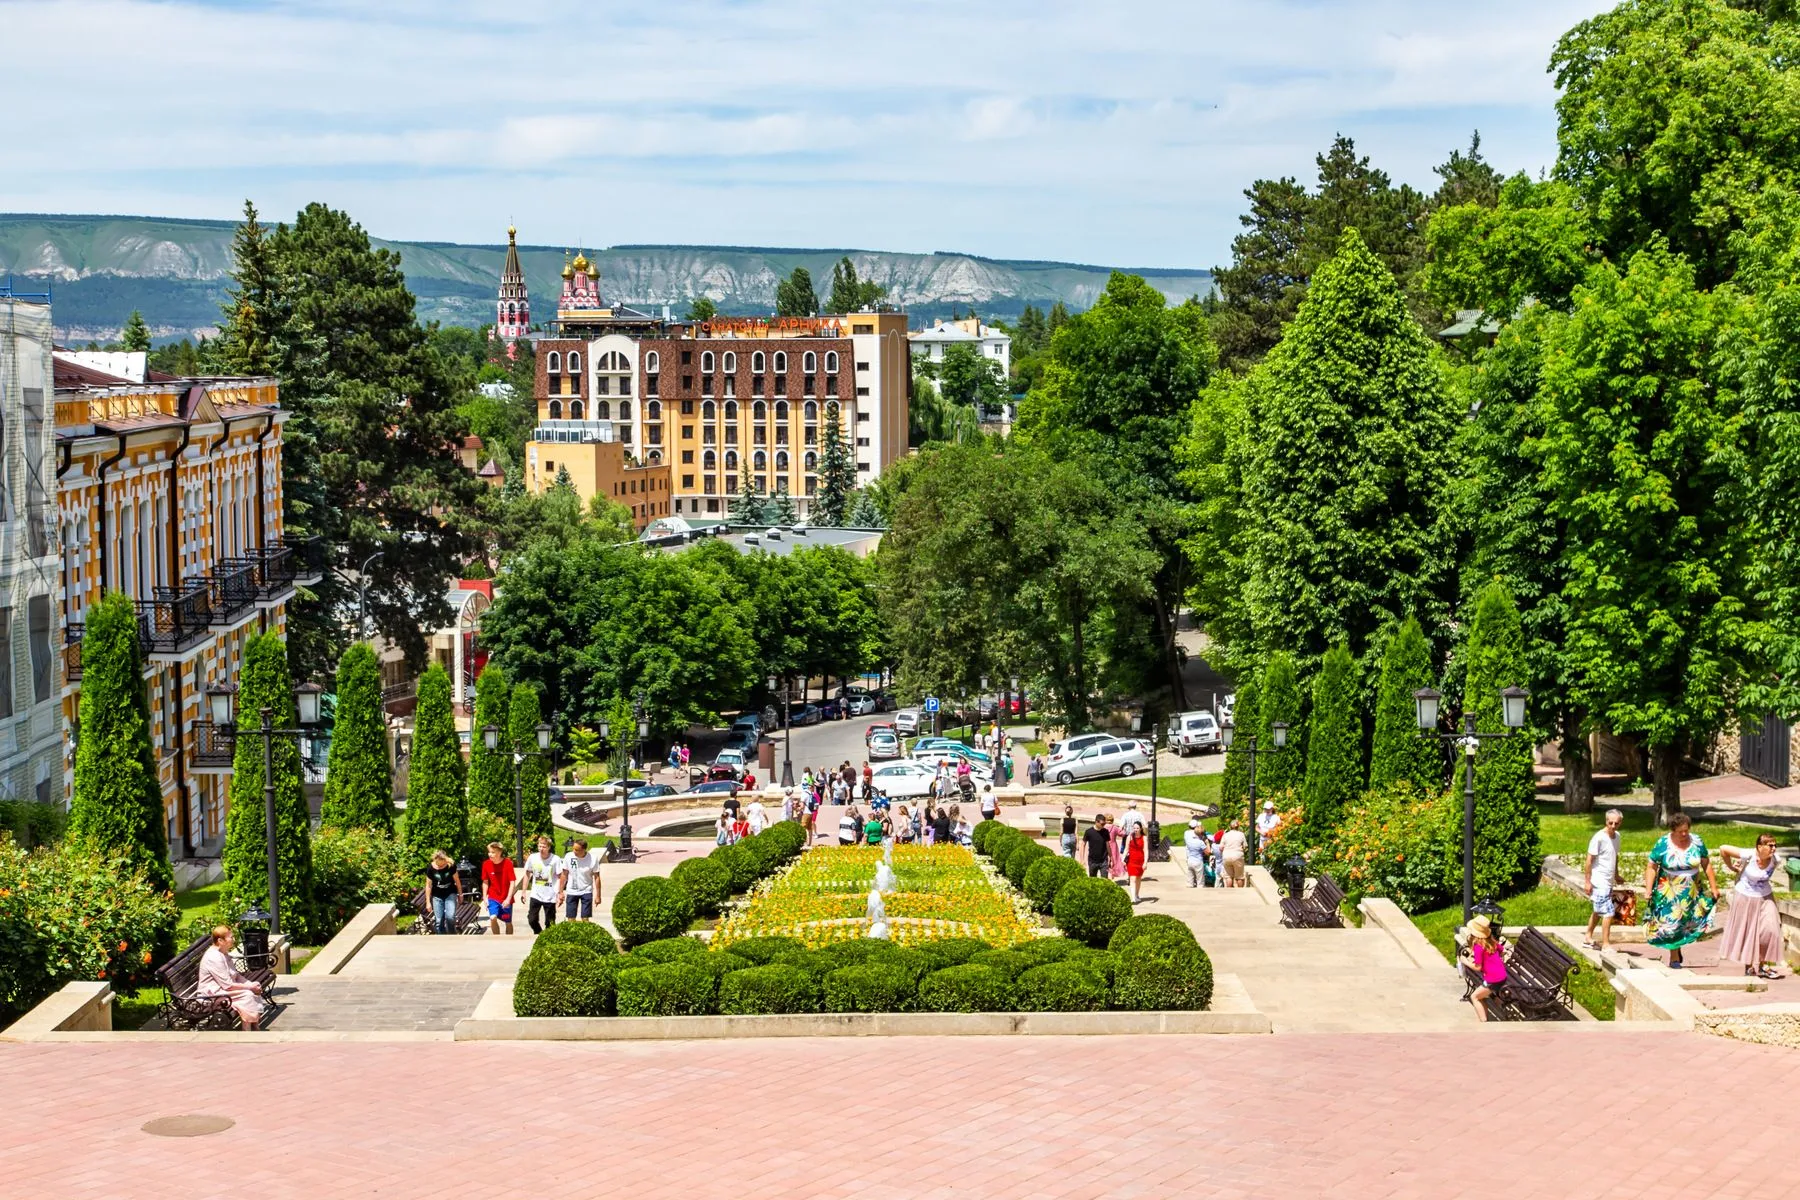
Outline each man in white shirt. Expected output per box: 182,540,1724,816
1255,800,1281,841
1119,800,1146,835
557,837,602,921
1183,817,1212,888
522,835,562,933
1583,808,1624,950
747,797,768,835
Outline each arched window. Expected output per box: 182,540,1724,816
752,351,765,373
825,351,838,372
646,351,660,373
753,451,767,471
723,352,736,373
702,400,715,420
773,352,787,372
803,351,817,372
701,351,715,372
648,400,661,419
549,400,562,419
570,400,585,420
803,400,818,420
775,450,789,471
724,400,737,420
618,400,631,420
753,401,767,420
805,451,817,470
775,401,789,421
568,351,581,373
547,351,561,372
725,450,739,470
703,451,717,469
649,450,662,464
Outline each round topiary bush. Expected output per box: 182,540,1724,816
916,963,1016,1012
810,939,896,975
1003,841,1052,890
971,819,1006,855
1023,855,1086,914
878,947,933,982
1013,936,1080,967
611,876,695,947
531,920,618,957
614,959,718,1016
513,944,612,1017
914,937,993,970
687,951,751,981
1065,947,1119,987
768,820,808,858
983,826,1023,864
822,961,919,1012
1016,962,1110,1012
718,964,821,1014
737,832,784,877
670,856,732,916
968,949,1031,980
710,843,760,892
1106,913,1197,954
724,935,807,966
1052,876,1134,947
1113,932,1213,1011
631,935,708,964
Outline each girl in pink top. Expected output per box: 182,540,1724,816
1462,914,1507,1022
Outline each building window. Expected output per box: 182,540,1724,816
857,461,871,472
681,350,693,365
682,375,692,391
776,427,789,446
647,351,660,372
723,376,735,398
723,352,736,372
547,351,561,372
804,375,816,394
647,373,659,396
597,376,610,395
805,426,817,445
803,351,817,372
682,425,694,439
805,476,817,496
549,400,562,419
682,450,694,464
804,400,818,420
754,427,766,445
774,375,787,395
826,375,838,395
568,351,581,373
725,426,738,445
856,361,871,371
776,451,789,471
826,352,839,372
753,451,767,471
725,450,739,470
752,351,765,373
776,401,789,421
703,474,716,493
682,474,695,488
755,475,767,492
702,375,713,395
702,351,715,372
706,498,720,513
804,451,817,471
753,401,766,420
857,387,870,396
620,425,632,442
857,436,870,446
725,474,737,494
774,352,787,373
853,324,873,335
702,400,715,421
703,427,716,445
724,400,737,420
857,410,870,421
703,451,716,469
571,400,585,420
753,375,765,396
619,375,631,395
648,425,662,445
681,400,694,415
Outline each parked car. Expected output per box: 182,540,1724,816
1169,710,1222,755
867,730,902,759
602,777,646,791
787,702,823,727
976,693,1028,720
626,783,679,802
846,692,879,717
911,736,959,752
723,728,758,754
1219,693,1236,725
818,698,844,721
731,713,762,738
688,779,742,799
1048,738,1152,785
707,749,749,782
913,742,994,771
865,721,898,744
894,708,922,736
866,761,940,799
1045,732,1112,764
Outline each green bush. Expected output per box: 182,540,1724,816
1052,876,1134,947
1003,841,1052,890
1014,936,1081,967
632,936,707,963
532,920,618,957
971,819,1006,854
615,959,718,1016
310,824,417,942
689,951,751,980
725,935,806,965
878,947,934,982
984,827,1023,864
1065,947,1119,987
670,856,732,916
513,944,615,1017
719,964,820,1014
767,820,808,859
1114,933,1213,1011
0,800,66,850
809,940,895,975
1323,781,1456,913
710,843,760,892
968,949,1031,979
1023,855,1085,913
823,962,920,1012
1016,962,1110,1012
737,833,783,877
916,963,1016,1012
610,877,695,947
914,937,993,969
1106,913,1197,954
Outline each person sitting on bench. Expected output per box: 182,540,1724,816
196,925,268,1030
1462,914,1508,1022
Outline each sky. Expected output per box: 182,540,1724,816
4,0,1615,269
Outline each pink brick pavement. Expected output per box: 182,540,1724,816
1,1031,1788,1199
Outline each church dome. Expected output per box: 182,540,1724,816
571,251,591,274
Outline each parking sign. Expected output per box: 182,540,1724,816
923,696,940,713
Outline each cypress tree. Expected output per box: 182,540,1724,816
1369,618,1444,791
1465,581,1539,898
1257,652,1305,796
403,665,467,870
1218,673,1261,822
1300,644,1360,844
510,684,553,846
466,663,511,821
221,634,315,935
67,592,173,895
319,642,392,831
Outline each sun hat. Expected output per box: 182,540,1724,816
1467,914,1493,939
1263,801,1275,811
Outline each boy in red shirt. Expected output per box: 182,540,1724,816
481,842,518,934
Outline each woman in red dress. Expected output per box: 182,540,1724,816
1124,824,1148,903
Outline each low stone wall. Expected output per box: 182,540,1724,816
1695,1003,1800,1049
306,903,398,976
0,982,113,1041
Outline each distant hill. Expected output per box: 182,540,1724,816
0,213,1212,343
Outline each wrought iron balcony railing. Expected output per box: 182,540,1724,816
284,534,327,584
191,720,236,767
63,622,83,684
137,587,213,657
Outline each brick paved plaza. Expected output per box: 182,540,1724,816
2,1030,1785,1199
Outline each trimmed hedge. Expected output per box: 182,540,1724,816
968,949,1031,980
726,935,807,966
513,944,613,1017
1052,876,1134,947
615,959,717,1016
1106,913,1197,954
983,827,1023,866
1023,855,1085,913
970,819,1006,855
689,951,751,980
532,921,619,957
737,832,784,877
823,962,919,1012
913,937,993,969
1114,933,1213,1011
1066,947,1120,987
632,936,707,964
1016,962,1110,1012
710,843,760,892
719,964,820,1014
670,856,732,916
610,876,695,947
1014,936,1081,967
1003,841,1052,890
916,963,1016,1012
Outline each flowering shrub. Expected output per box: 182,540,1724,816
311,825,417,942
1322,782,1457,913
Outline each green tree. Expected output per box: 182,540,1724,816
1424,176,1594,320
553,464,575,492
936,342,1007,413
215,199,279,375
733,476,770,525
1368,618,1444,792
685,296,718,323
509,683,552,846
221,634,314,936
465,663,511,821
770,482,797,524
120,309,151,353
1464,581,1540,897
403,665,467,868
846,491,885,529
814,401,856,525
319,642,393,831
67,593,172,896
775,267,818,317
1218,673,1261,820
1013,304,1049,356
826,256,886,313
1300,644,1360,844
1256,652,1305,796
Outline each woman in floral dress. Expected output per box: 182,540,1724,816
1642,813,1719,968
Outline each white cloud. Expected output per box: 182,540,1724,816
1,0,1614,265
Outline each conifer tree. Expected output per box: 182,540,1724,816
1465,581,1539,898
510,683,553,846
403,665,467,870
1256,652,1306,796
814,401,856,525
554,465,575,492
67,592,173,895
466,663,511,821
846,491,884,529
120,310,151,353
1369,618,1444,791
221,634,315,935
770,482,798,524
733,476,769,525
1300,644,1360,844
320,642,393,831
215,199,279,375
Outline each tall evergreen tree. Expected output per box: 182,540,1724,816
1256,652,1306,796
466,663,511,821
1300,644,1360,844
221,634,315,936
215,199,279,375
814,401,856,525
120,310,151,353
846,490,885,529
67,592,172,895
775,267,818,317
770,482,797,524
1368,618,1444,791
826,256,886,313
733,476,770,525
1219,674,1261,822
403,665,467,868
1464,582,1540,898
510,684,553,846
320,642,393,830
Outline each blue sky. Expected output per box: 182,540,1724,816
5,0,1613,268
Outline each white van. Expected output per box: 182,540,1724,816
1169,710,1222,755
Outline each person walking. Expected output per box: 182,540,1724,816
1183,817,1210,888
1719,834,1784,979
196,925,269,1030
1583,808,1624,950
558,838,601,922
481,842,517,935
747,795,769,836
1643,813,1718,969
981,785,1000,825
1082,814,1111,878
1060,805,1078,857
1462,913,1508,1021
1219,822,1248,888
424,850,460,934
931,804,953,847
1124,822,1148,903
522,835,562,933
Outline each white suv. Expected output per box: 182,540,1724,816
1046,732,1111,766
1169,711,1222,756
894,708,922,736
1049,738,1152,785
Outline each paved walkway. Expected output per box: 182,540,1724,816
263,979,491,1032
1,1032,1783,1198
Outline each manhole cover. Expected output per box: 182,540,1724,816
142,1114,235,1138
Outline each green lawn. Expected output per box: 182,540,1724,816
1409,884,1616,1020
1534,801,1790,857
1066,773,1222,808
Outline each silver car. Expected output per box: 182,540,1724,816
1049,737,1152,785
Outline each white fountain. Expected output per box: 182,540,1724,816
866,886,890,940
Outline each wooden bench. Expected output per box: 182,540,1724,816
1461,926,1576,1021
155,932,276,1031
402,886,486,935
562,802,610,829
1279,873,1345,929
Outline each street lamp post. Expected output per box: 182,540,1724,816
208,680,325,937
767,675,794,787
1130,712,1169,862
356,550,383,641
1414,684,1530,922
599,701,652,863
1219,718,1288,866
483,721,555,865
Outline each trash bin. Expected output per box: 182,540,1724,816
1785,855,1800,894
758,736,775,772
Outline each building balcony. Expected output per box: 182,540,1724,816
530,420,620,445
383,676,418,714
63,622,83,685
191,720,236,770
137,588,213,658
192,562,259,627
285,534,327,585
223,544,299,604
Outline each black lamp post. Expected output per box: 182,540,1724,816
767,674,794,787
1219,718,1287,866
1414,684,1530,922
599,699,652,862
1131,712,1169,862
208,679,324,937
482,720,555,866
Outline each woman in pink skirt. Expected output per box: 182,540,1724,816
1719,833,1785,979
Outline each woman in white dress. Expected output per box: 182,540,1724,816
196,925,268,1029
1719,834,1785,979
